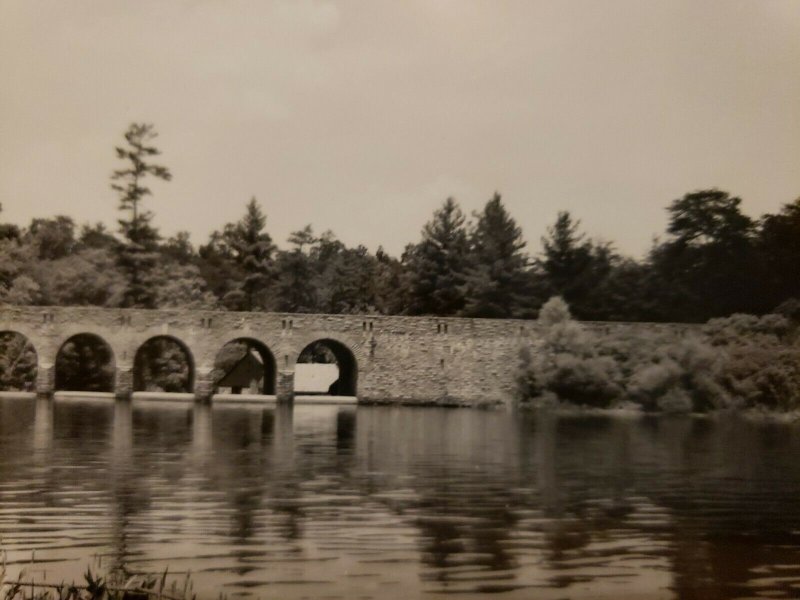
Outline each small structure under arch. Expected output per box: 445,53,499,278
296,339,357,396
213,338,276,395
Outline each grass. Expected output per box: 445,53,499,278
1,552,197,600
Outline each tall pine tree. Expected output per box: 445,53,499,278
273,225,319,313
460,193,531,318
111,123,171,307
404,197,471,315
220,198,276,311
536,211,615,318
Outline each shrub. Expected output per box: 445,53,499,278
704,312,790,343
545,354,623,408
520,297,625,409
537,296,572,326
517,298,799,412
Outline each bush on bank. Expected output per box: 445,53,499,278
516,297,800,413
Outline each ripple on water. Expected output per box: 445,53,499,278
3,399,800,599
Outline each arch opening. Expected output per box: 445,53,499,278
55,333,115,392
296,339,357,396
0,331,37,391
133,336,195,393
213,338,276,395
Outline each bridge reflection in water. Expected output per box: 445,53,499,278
2,398,800,599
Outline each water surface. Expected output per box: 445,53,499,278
1,397,800,599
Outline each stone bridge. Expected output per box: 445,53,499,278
0,306,687,406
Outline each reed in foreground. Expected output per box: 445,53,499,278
1,556,196,600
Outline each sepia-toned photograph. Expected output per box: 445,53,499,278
1,1,799,598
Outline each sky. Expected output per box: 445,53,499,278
1,0,799,259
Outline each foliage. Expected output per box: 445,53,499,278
2,168,800,325
625,336,730,412
536,295,572,326
0,204,21,242
404,197,470,315
134,337,192,393
317,245,377,314
519,298,624,408
648,189,759,321
0,332,37,391
703,313,800,411
31,250,124,307
1,553,195,600
215,198,276,311
153,264,217,310
535,212,618,319
516,298,800,413
298,342,337,364
23,217,77,261
2,125,800,401
460,193,532,318
54,335,115,392
0,276,42,306
271,226,319,313
757,198,800,308
78,223,118,251
111,123,172,308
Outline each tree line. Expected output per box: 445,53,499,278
1,123,798,323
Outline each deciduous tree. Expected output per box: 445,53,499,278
650,189,757,320
757,198,800,309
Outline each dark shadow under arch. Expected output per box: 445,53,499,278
0,331,37,391
133,336,195,393
55,333,115,392
296,339,357,396
213,338,276,395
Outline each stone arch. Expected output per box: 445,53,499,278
133,335,195,393
296,338,358,396
213,337,276,395
54,333,115,392
0,330,38,391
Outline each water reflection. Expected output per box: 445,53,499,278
109,400,134,571
33,397,53,458
2,399,800,599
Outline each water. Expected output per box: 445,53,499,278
2,398,800,599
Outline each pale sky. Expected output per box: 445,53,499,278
1,0,798,258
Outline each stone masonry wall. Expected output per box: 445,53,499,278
0,306,695,406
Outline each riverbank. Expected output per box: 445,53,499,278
517,401,800,423
516,298,800,414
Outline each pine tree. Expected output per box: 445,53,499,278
322,246,377,314
404,197,471,315
220,198,276,311
273,225,318,312
536,211,615,318
373,246,407,315
538,212,591,292
111,123,171,307
461,193,531,318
